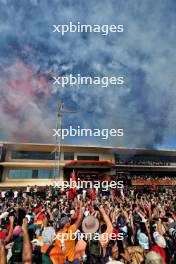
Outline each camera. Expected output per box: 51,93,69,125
168,228,176,240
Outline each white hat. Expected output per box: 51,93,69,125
153,232,166,248
70,210,75,215
82,215,99,234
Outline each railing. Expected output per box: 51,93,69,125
132,179,176,185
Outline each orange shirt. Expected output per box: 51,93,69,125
55,224,77,262
41,243,65,264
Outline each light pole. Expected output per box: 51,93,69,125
53,101,77,185
54,101,64,182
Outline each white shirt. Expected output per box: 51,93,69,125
26,186,31,192
14,191,18,198
1,192,6,198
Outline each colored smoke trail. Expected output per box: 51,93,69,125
0,61,54,142
0,0,176,148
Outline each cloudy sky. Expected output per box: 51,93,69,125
0,0,175,149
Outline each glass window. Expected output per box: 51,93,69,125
11,151,55,160
38,169,54,179
8,169,55,179
114,153,176,165
9,169,32,179
77,156,99,160
32,170,38,179
64,152,74,160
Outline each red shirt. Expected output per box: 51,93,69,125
0,231,6,240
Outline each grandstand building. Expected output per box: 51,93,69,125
0,141,176,187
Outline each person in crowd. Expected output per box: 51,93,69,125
55,200,83,264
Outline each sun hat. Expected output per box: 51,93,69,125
153,232,166,248
82,215,99,234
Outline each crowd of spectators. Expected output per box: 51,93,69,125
132,175,176,181
117,160,171,166
0,184,175,264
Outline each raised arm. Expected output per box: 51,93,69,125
0,239,6,264
99,205,113,235
5,215,14,243
74,201,83,229
22,218,32,264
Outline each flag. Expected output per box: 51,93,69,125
68,170,77,199
87,186,96,201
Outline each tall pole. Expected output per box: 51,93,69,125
53,101,77,185
54,101,64,182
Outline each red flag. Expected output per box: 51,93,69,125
68,170,77,199
87,187,96,201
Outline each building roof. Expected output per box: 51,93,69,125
1,141,176,156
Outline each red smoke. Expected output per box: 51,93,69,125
0,60,53,141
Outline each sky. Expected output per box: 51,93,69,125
0,0,176,149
